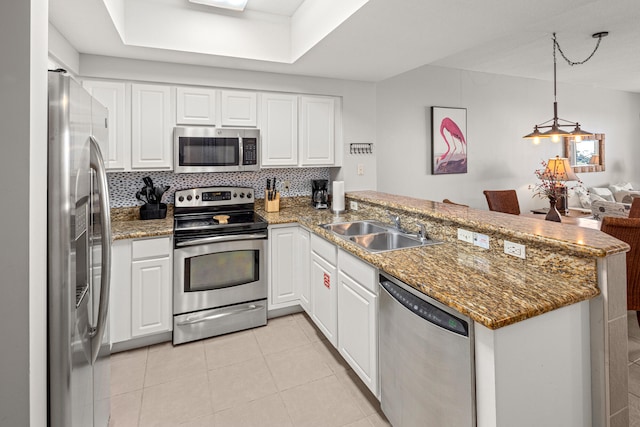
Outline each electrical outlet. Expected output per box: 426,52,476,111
357,164,364,176
457,229,473,243
349,201,359,211
504,240,526,259
473,233,490,249
283,180,290,191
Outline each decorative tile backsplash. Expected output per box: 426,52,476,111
107,168,331,207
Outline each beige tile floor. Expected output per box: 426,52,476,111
109,312,391,427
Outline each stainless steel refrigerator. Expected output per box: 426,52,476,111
48,70,112,427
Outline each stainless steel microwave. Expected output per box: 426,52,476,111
174,127,260,173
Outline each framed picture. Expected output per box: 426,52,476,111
431,106,467,175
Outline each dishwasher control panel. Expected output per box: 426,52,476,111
380,279,469,336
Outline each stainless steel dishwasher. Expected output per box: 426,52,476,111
379,273,475,426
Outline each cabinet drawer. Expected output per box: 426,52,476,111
338,249,377,294
311,234,336,266
132,237,172,260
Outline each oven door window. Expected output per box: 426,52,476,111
185,250,258,291
178,137,240,167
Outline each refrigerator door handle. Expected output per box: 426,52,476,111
88,136,112,364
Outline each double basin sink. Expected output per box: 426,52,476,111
322,220,442,253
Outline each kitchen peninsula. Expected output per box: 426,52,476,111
258,191,629,427
112,191,629,427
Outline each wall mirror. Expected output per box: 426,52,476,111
563,133,605,173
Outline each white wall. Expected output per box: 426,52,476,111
80,54,378,192
0,0,48,425
375,65,640,211
48,22,79,74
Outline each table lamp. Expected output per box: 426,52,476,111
544,156,579,215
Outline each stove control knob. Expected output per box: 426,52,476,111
195,195,200,200
246,192,252,199
178,196,184,202
239,192,245,198
233,193,238,198
187,195,193,201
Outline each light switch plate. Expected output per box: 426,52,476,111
473,233,490,249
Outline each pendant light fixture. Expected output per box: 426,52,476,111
524,31,608,144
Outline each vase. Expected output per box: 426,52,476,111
545,197,562,222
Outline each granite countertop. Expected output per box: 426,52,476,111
111,193,627,329
256,193,626,329
111,205,174,240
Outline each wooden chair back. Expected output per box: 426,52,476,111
483,190,521,215
442,199,468,207
601,217,640,321
629,197,640,218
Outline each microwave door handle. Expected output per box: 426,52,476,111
175,233,267,247
88,136,112,364
239,136,244,168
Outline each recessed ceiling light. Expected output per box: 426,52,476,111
188,0,249,11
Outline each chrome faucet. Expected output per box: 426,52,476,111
417,224,430,242
387,212,403,231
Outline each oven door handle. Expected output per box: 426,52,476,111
175,233,267,247
177,304,262,326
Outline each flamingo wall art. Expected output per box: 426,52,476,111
431,106,467,175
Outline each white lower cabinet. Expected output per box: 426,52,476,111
297,228,311,312
110,236,173,346
337,249,379,396
268,225,311,311
310,234,338,347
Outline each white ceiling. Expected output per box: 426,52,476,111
49,0,640,93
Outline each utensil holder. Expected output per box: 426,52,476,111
264,191,280,212
140,203,167,220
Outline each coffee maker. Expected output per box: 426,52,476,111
311,179,329,209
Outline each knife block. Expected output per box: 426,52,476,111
140,203,167,220
264,191,280,213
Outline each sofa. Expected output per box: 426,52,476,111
571,182,639,220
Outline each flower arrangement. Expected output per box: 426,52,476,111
529,158,584,201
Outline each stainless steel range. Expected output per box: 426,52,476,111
172,186,268,345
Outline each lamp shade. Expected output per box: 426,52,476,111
570,124,593,139
523,126,544,139
543,156,579,182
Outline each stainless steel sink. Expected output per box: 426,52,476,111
349,232,438,253
322,220,443,252
322,221,388,236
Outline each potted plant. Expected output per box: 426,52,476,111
530,156,583,222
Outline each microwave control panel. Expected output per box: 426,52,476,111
243,138,257,165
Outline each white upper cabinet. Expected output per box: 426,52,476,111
176,87,217,126
260,93,298,167
299,96,335,166
131,83,174,170
220,90,257,127
82,80,130,170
